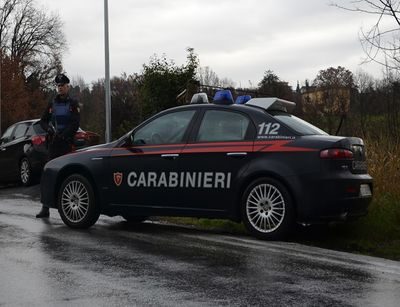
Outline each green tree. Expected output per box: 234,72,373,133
138,47,199,118
80,80,106,142
257,70,293,100
110,73,142,138
307,66,356,134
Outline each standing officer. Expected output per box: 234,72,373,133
36,73,80,218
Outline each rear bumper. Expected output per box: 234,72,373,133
294,172,373,223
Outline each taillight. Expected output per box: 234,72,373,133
75,132,86,139
320,148,353,159
31,135,46,146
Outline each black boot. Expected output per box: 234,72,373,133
36,206,49,218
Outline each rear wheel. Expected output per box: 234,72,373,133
241,177,295,240
20,158,33,186
58,174,100,228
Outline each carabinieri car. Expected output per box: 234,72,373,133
40,90,373,240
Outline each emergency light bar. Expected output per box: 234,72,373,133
213,90,234,105
235,95,252,104
190,93,209,104
245,97,296,113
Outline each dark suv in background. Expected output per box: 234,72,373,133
0,119,99,186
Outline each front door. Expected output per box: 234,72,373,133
106,110,197,212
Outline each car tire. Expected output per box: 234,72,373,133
20,158,33,187
241,177,295,240
122,215,148,223
58,174,100,228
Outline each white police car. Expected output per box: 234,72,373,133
40,90,373,240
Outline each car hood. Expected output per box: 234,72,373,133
75,140,118,152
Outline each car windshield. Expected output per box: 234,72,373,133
269,111,328,135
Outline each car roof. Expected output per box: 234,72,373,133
12,119,40,125
161,99,292,117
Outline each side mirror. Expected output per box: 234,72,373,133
129,132,146,145
133,138,146,145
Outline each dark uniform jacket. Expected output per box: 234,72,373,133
39,94,80,160
40,94,80,144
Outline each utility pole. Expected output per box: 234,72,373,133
0,49,2,137
104,0,112,142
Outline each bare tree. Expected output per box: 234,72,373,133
198,66,236,88
333,0,400,69
0,0,66,86
0,0,63,133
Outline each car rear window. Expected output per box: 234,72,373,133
269,111,328,135
30,122,46,135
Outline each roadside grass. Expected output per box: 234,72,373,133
293,194,400,261
163,194,400,261
163,136,400,261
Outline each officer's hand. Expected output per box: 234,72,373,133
47,127,54,136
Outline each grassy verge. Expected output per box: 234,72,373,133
293,194,400,261
163,195,400,261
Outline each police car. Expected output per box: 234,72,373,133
40,90,373,240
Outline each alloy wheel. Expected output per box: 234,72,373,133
61,180,90,223
246,183,286,233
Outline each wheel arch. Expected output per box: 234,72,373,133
234,171,299,222
55,164,102,209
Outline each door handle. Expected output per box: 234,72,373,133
227,152,247,158
161,154,179,160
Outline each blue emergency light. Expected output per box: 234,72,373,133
213,90,234,105
235,95,252,104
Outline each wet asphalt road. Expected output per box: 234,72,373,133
0,185,400,306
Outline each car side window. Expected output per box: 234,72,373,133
0,125,15,145
196,110,250,142
133,110,196,145
13,123,29,139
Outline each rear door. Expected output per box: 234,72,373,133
178,108,255,212
0,123,30,181
0,125,16,181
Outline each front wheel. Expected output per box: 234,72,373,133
241,177,295,240
58,174,100,228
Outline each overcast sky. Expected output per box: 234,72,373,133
36,0,383,88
